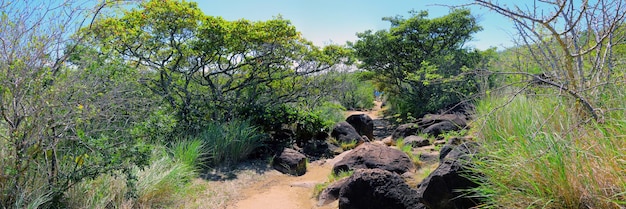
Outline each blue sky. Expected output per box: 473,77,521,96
196,0,518,50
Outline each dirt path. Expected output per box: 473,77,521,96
225,161,336,209
344,101,383,120
225,102,385,209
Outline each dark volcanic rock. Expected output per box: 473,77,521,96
346,114,375,141
403,135,431,148
421,113,468,128
422,121,460,137
331,122,365,144
439,136,472,161
338,168,422,209
416,142,480,209
391,123,420,140
332,142,415,175
272,148,307,176
317,178,350,206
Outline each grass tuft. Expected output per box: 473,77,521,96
313,170,354,198
471,94,626,208
395,138,422,168
198,119,265,166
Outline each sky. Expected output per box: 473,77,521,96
196,0,519,50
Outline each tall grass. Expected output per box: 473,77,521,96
198,119,264,166
64,140,203,208
471,94,626,208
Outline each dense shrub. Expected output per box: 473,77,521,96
242,102,343,144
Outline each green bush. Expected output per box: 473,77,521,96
198,120,265,166
242,103,341,146
471,94,626,208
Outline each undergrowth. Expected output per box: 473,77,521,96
471,93,626,208
64,140,204,208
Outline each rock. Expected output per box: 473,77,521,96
381,136,395,146
416,142,480,209
391,123,420,140
332,142,415,175
338,168,422,209
421,113,468,128
272,148,307,176
317,178,350,206
372,119,392,139
346,114,375,141
439,136,472,161
439,144,455,161
303,140,335,160
403,135,430,148
331,122,365,144
422,121,459,137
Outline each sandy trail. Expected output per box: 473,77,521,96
226,161,337,209
225,102,384,209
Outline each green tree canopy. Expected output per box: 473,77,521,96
351,9,483,116
89,0,350,133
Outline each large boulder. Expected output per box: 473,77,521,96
331,122,365,144
391,123,420,140
332,142,415,175
338,168,423,209
346,114,374,140
416,142,480,209
272,148,307,176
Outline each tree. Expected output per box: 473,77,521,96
470,0,626,121
0,1,152,207
90,0,350,133
351,9,483,117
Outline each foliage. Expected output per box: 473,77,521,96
328,71,376,110
471,93,626,208
89,0,351,134
351,9,484,117
472,0,626,121
0,1,155,207
64,141,202,208
197,120,265,166
244,102,342,146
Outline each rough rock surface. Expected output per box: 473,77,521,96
416,142,480,209
332,142,415,175
403,135,431,148
422,121,460,137
272,148,307,176
346,114,375,141
421,113,468,128
331,122,365,144
338,168,422,209
317,178,350,206
391,123,420,140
